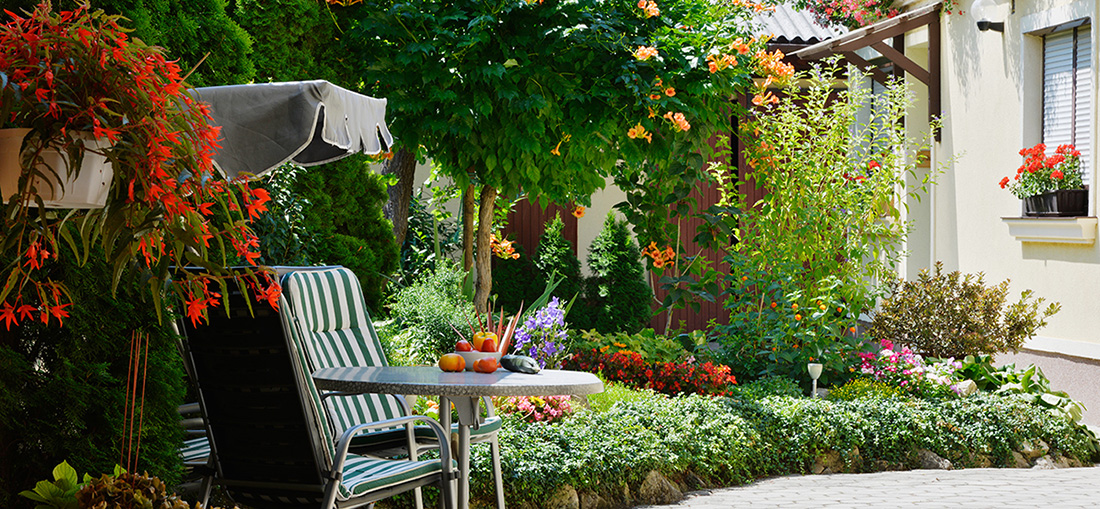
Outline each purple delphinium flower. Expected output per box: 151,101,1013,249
513,297,569,368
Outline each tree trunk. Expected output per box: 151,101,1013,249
381,147,418,247
462,184,476,271
474,185,498,314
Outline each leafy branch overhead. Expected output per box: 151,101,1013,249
348,0,791,310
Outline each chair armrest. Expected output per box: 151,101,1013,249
331,415,454,481
319,391,412,414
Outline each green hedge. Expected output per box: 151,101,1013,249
459,391,1098,507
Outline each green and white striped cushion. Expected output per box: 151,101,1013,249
279,288,338,461
337,455,444,501
179,436,210,465
282,268,406,435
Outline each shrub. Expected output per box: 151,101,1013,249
869,262,1061,358
535,214,583,304
252,164,318,267
827,377,907,402
955,354,1089,424
584,379,661,414
731,376,803,400
582,213,652,333
714,60,937,386
491,243,542,315
569,328,690,364
462,392,1099,507
295,154,400,315
565,348,736,397
386,261,474,365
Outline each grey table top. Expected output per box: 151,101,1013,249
312,366,604,397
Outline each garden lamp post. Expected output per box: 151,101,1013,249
808,363,823,398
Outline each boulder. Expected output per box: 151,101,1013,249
953,380,978,397
871,460,907,472
812,450,844,474
968,453,993,468
637,471,683,505
578,491,607,509
545,484,579,509
1011,451,1031,468
917,449,953,470
1032,456,1057,470
1019,439,1050,460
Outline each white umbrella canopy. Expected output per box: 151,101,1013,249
192,80,394,179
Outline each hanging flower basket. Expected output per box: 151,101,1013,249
0,3,279,329
0,128,113,208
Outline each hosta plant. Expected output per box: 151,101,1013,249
0,2,278,328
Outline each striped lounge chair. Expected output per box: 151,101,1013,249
281,266,506,509
178,282,454,509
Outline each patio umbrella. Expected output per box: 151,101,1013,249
191,80,394,179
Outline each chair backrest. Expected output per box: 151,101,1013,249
281,267,407,435
179,285,338,508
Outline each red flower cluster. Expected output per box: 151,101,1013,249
1000,143,1083,199
564,348,737,397
0,3,280,328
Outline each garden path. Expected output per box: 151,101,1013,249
642,466,1100,508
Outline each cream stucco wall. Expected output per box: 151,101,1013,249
935,0,1100,357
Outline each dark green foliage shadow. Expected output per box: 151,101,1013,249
0,248,184,508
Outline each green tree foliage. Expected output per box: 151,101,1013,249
233,0,351,85
535,214,582,304
0,251,184,507
346,0,772,311
7,0,256,86
582,212,651,333
294,155,400,315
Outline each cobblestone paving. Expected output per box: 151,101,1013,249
642,467,1100,508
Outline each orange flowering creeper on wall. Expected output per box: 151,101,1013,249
0,2,279,329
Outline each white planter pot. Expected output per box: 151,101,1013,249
0,128,114,209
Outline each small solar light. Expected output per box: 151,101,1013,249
807,363,823,398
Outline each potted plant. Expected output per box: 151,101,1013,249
999,143,1087,217
0,2,278,328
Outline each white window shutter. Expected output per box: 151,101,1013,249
1043,26,1092,185
1075,29,1091,181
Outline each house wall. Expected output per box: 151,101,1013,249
931,0,1100,424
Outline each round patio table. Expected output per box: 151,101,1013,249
312,366,604,509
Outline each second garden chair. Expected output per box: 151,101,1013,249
281,266,507,509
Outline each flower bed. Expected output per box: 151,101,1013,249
564,347,737,396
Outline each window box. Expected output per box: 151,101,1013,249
1023,189,1088,217
1002,216,1097,244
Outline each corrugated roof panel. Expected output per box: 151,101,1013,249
755,3,846,45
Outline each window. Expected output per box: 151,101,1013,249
1043,25,1092,184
